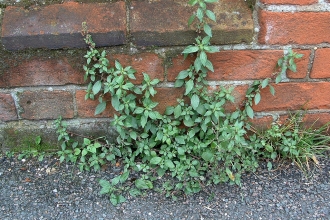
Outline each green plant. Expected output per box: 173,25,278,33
17,136,49,161
54,0,325,206
251,112,330,172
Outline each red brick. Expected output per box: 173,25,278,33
168,50,309,81
253,82,330,112
259,11,330,45
2,2,126,50
152,87,185,114
260,0,317,5
167,54,195,82
310,48,330,79
18,90,74,120
248,116,274,130
76,90,116,118
0,93,18,121
130,0,253,46
0,58,84,87
108,53,164,84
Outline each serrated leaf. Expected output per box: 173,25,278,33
115,60,122,70
275,75,282,84
92,80,102,95
202,150,213,162
99,179,111,194
203,23,212,37
111,95,120,111
111,176,121,185
254,93,261,105
200,51,207,66
185,79,194,95
176,70,189,80
95,102,106,115
206,10,216,21
177,147,185,155
205,60,214,72
188,14,196,26
191,94,200,110
135,179,153,190
165,160,175,169
246,105,254,119
182,45,199,54
269,85,275,96
175,136,185,144
150,156,162,165
175,79,185,88
120,171,129,183
261,78,269,89
129,131,137,140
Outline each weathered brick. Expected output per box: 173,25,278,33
167,54,195,82
152,87,185,114
167,50,308,82
0,57,84,87
130,0,253,46
248,116,274,130
108,53,164,84
76,90,116,118
0,93,18,121
253,82,330,112
2,2,126,50
260,0,317,5
259,11,330,45
18,90,74,120
310,48,330,79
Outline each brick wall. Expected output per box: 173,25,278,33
1,0,330,148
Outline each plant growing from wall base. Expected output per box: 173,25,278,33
54,0,326,206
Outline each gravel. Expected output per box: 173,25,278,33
1,154,329,219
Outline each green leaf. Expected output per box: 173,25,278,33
205,0,218,3
111,176,121,185
205,60,214,72
92,80,102,95
115,60,122,70
111,95,120,111
120,171,130,183
261,78,269,89
188,14,196,26
246,105,254,119
95,102,106,115
174,105,182,118
203,23,212,37
269,84,275,95
206,10,216,21
99,179,111,194
200,51,207,66
140,115,147,128
202,150,213,162
182,45,199,54
176,70,189,80
129,188,142,197
135,179,153,190
175,79,185,88
191,94,200,110
177,147,185,155
175,136,186,144
130,131,137,140
165,160,175,169
275,75,282,84
150,156,162,165
185,79,194,95
254,93,261,105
